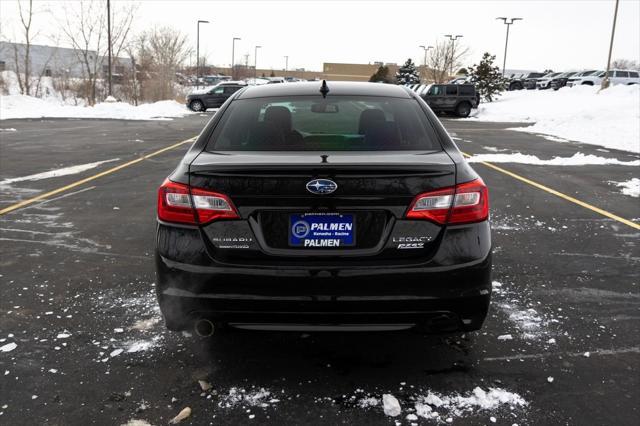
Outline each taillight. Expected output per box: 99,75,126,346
406,178,489,225
157,179,239,225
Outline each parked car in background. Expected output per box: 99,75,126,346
564,70,599,87
567,70,604,87
420,84,478,117
550,71,579,90
186,81,247,111
200,75,232,86
508,72,545,90
568,69,639,86
536,72,562,89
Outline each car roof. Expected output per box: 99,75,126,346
236,81,413,99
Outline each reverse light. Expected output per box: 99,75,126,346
157,179,239,225
406,178,489,225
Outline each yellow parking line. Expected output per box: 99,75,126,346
463,152,640,230
0,137,197,216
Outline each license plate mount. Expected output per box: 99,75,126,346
289,213,355,247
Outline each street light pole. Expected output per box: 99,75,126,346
602,0,620,90
284,55,288,77
231,37,241,79
107,0,112,97
196,20,209,86
419,45,433,82
496,17,522,77
254,45,261,79
444,35,463,78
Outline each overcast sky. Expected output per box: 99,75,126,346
1,0,639,72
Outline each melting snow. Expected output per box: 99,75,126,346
0,159,120,185
0,342,17,352
218,387,277,409
466,152,639,166
609,178,640,198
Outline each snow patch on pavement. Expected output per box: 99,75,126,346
0,159,120,184
466,152,639,166
413,387,527,419
609,178,640,197
468,84,640,153
0,94,194,121
217,387,279,409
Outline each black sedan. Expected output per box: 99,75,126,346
156,81,492,336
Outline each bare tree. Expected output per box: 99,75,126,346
58,0,136,105
611,58,639,70
426,39,470,83
12,0,36,95
143,26,191,101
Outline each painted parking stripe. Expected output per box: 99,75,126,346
0,136,197,216
463,152,640,230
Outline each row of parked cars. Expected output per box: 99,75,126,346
506,69,639,91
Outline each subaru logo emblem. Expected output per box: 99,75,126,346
306,179,337,195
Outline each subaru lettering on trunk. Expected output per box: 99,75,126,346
155,81,492,335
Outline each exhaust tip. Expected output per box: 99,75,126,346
194,319,215,337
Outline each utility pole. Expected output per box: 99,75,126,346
602,0,619,90
284,55,288,77
444,34,463,78
496,17,522,77
231,37,240,79
196,20,209,86
254,45,261,79
107,0,112,97
419,45,433,82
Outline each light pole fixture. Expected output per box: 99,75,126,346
496,17,522,76
196,20,209,85
254,45,261,79
284,55,289,77
419,45,434,82
444,34,463,77
231,37,241,79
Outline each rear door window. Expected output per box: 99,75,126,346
629,71,639,78
206,96,442,152
458,86,474,96
445,86,458,96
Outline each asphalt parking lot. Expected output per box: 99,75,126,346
0,113,638,425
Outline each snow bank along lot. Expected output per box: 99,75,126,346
0,95,194,121
468,84,640,153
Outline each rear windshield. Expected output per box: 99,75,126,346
205,96,441,151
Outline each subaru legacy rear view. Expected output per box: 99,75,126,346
155,81,491,336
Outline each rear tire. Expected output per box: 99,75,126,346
189,100,205,112
582,81,594,86
455,102,471,118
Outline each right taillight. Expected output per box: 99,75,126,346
157,179,239,225
406,178,489,225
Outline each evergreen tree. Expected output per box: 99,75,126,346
395,58,420,85
369,65,393,83
467,53,505,102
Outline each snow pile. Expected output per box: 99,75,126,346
1,94,194,121
469,84,640,153
467,152,639,166
610,178,640,197
413,387,527,420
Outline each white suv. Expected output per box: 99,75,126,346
536,72,562,89
569,69,639,86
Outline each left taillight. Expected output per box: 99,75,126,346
157,179,239,225
406,178,489,225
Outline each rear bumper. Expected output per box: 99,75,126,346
155,249,492,332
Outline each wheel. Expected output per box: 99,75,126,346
582,81,594,86
455,102,471,118
189,100,205,112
